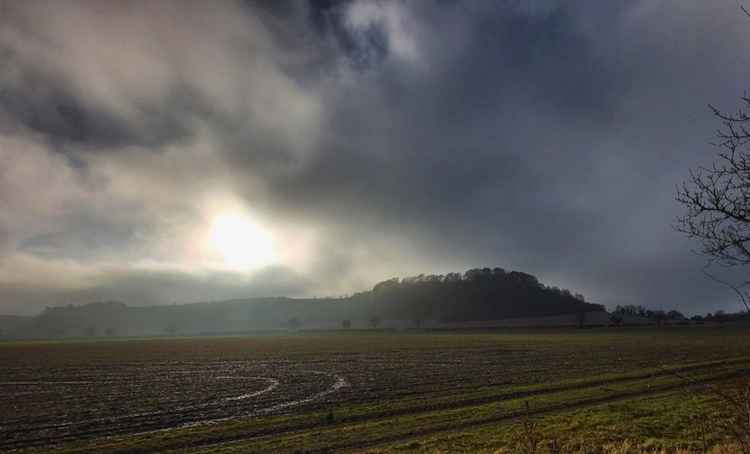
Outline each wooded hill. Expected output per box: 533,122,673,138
0,268,603,339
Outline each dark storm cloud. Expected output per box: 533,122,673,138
2,0,750,315
0,68,195,148
261,0,750,312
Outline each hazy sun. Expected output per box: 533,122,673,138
209,213,276,269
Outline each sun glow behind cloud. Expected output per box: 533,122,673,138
209,213,276,270
5,0,750,316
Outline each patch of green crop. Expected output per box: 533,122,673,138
363,390,727,453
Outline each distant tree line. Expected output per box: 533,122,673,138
610,305,687,327
612,305,685,320
691,310,750,323
611,305,750,325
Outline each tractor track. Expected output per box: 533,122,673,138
327,370,745,454
6,358,750,452
95,359,750,454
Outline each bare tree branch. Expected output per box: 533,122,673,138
676,98,750,284
701,261,750,312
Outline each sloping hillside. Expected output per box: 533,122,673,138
0,268,602,339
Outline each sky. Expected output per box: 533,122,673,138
2,0,750,315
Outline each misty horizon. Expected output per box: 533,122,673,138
3,1,750,316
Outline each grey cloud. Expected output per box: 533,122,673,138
0,264,314,315
1,0,750,315
0,61,198,148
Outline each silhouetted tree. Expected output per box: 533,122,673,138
341,319,351,329
677,98,750,269
614,305,650,317
676,93,750,312
667,310,685,320
652,311,667,327
610,314,623,327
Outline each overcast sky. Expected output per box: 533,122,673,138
2,0,750,315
